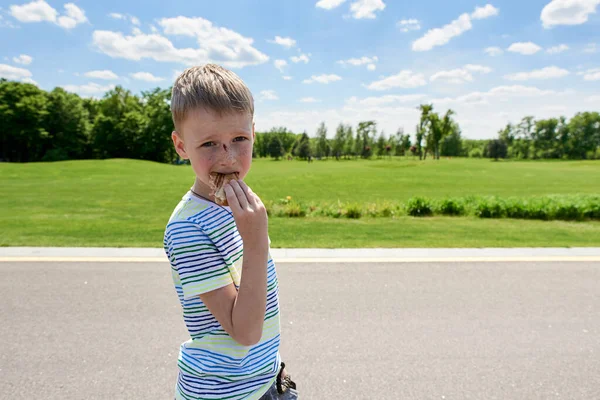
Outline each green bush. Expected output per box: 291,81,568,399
344,204,363,219
475,197,505,218
406,197,433,217
437,198,466,216
283,202,306,217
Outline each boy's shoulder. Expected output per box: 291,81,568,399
165,192,235,235
165,192,214,230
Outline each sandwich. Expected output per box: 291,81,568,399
209,172,239,206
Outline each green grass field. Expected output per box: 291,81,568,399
1,158,599,248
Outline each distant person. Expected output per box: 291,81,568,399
163,64,298,400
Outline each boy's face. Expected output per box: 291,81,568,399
172,107,255,197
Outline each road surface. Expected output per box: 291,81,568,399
1,255,599,399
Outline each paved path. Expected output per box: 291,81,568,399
1,249,599,399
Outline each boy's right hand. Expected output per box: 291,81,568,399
224,180,268,248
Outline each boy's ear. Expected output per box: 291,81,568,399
172,131,189,160
252,122,255,140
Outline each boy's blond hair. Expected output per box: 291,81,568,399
171,64,254,132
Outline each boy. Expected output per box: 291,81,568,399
164,64,298,400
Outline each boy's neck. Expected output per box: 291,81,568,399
191,178,215,202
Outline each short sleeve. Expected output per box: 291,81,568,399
165,221,233,300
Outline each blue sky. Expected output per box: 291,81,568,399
1,0,599,139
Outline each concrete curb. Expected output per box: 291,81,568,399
1,247,599,263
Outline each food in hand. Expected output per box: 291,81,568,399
209,172,240,206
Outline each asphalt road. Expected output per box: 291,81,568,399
1,260,599,400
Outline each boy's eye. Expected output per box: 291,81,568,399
233,136,248,142
201,141,216,148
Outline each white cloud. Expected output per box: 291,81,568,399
546,44,569,54
507,42,542,55
541,0,600,28
10,0,57,23
268,35,296,49
93,16,269,68
259,90,278,100
315,0,347,9
13,54,33,65
471,4,500,19
349,0,386,19
431,68,475,84
578,68,600,80
366,70,427,90
21,77,37,85
109,12,140,26
0,13,19,28
412,4,498,52
505,66,570,81
412,13,472,51
484,46,503,56
430,64,491,84
338,56,378,68
57,3,87,29
274,59,287,72
0,63,32,80
367,64,376,71
583,43,598,53
10,1,86,29
283,76,292,80
465,64,493,73
586,95,600,102
346,94,426,107
130,72,164,82
61,82,115,96
397,19,420,32
300,97,321,103
303,74,342,84
256,84,583,141
290,53,310,63
84,70,119,80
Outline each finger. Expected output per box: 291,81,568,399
237,181,257,207
228,180,249,209
223,184,241,212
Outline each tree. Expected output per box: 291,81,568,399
43,87,90,161
440,122,462,157
315,122,329,159
343,125,354,159
267,134,285,160
487,139,508,161
0,80,49,162
356,121,377,158
294,132,312,160
417,104,433,160
567,112,600,159
332,123,345,160
139,88,175,163
376,132,387,158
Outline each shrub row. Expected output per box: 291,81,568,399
263,195,600,222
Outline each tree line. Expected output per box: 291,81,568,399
1,79,598,163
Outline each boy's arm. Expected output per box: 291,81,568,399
199,180,269,347
199,242,268,347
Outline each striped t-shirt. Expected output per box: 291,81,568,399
164,191,281,400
